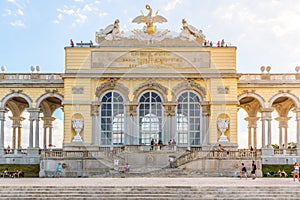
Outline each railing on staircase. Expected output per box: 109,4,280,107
176,149,262,167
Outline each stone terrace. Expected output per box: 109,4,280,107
0,177,300,199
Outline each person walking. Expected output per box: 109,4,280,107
240,162,247,179
56,163,63,178
293,162,300,182
251,160,257,179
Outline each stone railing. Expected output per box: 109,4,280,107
176,149,262,167
274,149,296,155
239,73,299,82
0,73,62,80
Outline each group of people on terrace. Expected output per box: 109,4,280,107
150,138,176,151
203,39,226,47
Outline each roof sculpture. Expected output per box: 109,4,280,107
132,4,167,35
95,4,205,45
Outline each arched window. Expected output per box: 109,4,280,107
138,91,164,144
99,91,125,145
176,91,202,146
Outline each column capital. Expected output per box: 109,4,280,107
27,108,40,120
91,101,101,116
244,116,260,128
275,116,291,128
200,101,210,116
261,108,274,120
41,116,56,127
162,102,178,116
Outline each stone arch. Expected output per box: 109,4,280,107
238,92,265,109
132,80,168,102
268,92,300,109
172,81,206,101
95,79,129,101
1,91,33,108
36,92,64,109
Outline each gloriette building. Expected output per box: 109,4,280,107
1,5,300,177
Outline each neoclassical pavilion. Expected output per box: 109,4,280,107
1,5,300,174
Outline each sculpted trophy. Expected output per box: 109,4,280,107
72,119,84,142
217,118,230,142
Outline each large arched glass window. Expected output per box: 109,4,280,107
138,91,164,144
176,91,202,146
99,91,125,145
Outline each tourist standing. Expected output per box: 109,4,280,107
240,163,247,179
251,160,257,179
150,138,154,151
293,162,300,181
56,163,63,178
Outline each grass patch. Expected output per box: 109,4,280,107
0,164,39,177
262,164,294,177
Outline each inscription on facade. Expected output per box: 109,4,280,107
91,51,210,68
72,87,84,94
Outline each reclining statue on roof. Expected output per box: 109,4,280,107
96,19,124,41
179,19,205,42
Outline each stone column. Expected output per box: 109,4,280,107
0,109,6,154
246,126,251,149
276,116,291,149
294,109,300,155
201,101,210,145
27,109,40,150
29,119,34,148
125,102,138,145
261,118,266,148
12,127,16,149
42,116,55,148
253,126,257,148
49,126,53,146
9,116,25,150
245,116,259,149
35,116,39,148
91,102,100,145
261,108,274,156
163,102,177,144
17,127,22,149
0,108,6,155
43,128,47,149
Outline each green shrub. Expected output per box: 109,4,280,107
262,164,294,177
0,164,39,177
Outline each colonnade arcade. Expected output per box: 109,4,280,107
238,91,300,150
0,91,63,151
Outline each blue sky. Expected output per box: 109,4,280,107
1,0,300,73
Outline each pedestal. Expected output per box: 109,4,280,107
218,134,229,143
27,148,40,155
261,147,274,156
72,134,83,142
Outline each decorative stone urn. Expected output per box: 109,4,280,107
217,118,230,142
72,119,83,142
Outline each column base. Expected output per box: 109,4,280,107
296,148,300,156
0,148,5,156
27,148,40,155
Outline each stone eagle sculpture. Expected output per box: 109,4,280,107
132,4,167,34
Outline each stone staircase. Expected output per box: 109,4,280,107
0,185,300,199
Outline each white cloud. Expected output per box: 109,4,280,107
164,0,182,11
10,20,25,27
4,9,13,16
99,12,108,17
57,8,75,15
7,0,23,9
17,9,23,15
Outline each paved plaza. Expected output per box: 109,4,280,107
0,177,298,187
